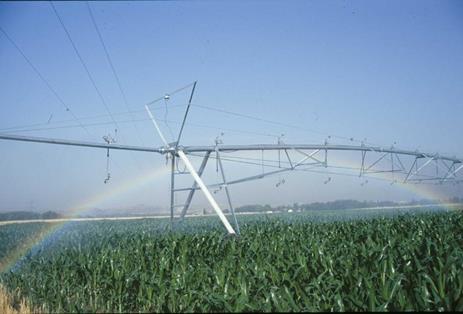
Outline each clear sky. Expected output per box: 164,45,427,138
0,0,462,214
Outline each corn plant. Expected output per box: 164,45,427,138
0,208,462,312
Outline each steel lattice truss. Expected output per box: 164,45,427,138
1,83,461,234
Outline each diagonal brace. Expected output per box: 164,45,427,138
404,157,434,183
180,151,211,219
177,150,236,234
294,149,323,165
441,163,463,183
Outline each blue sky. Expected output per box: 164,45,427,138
0,1,462,213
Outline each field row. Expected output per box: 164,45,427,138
0,208,462,312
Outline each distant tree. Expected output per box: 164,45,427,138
41,211,61,220
0,211,62,221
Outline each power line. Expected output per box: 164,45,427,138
0,33,445,159
86,2,146,147
50,1,121,132
0,104,186,132
2,116,280,139
0,25,91,137
50,1,145,171
193,103,377,146
193,103,457,157
0,22,133,179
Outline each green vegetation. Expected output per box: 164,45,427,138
235,198,463,213
1,208,462,312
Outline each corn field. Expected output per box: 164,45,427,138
1,209,462,312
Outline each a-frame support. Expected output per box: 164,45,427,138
177,150,236,234
177,150,240,234
180,151,211,218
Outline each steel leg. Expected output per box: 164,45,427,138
216,150,240,234
180,151,211,219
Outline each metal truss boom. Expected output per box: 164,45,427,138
0,133,162,153
2,81,461,236
1,133,460,164
1,132,461,235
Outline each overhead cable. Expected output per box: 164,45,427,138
0,25,91,137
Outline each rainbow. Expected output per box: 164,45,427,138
329,155,457,202
0,165,170,273
0,154,459,274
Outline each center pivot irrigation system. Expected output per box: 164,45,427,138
1,82,462,235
